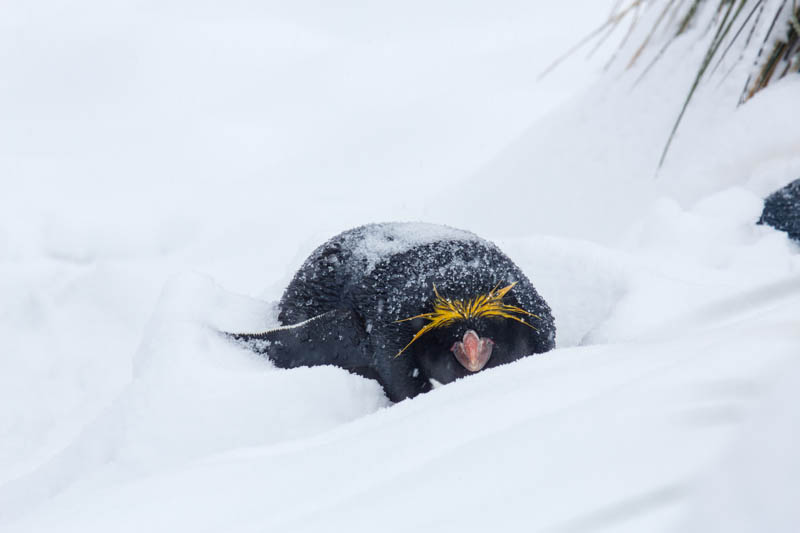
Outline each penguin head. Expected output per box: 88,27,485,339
395,282,541,386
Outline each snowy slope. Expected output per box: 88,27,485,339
0,0,614,485
3,0,800,531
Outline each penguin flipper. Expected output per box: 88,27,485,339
225,309,370,371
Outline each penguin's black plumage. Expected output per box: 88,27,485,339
230,223,555,402
759,178,800,242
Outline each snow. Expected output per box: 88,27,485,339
2,0,800,531
337,222,480,274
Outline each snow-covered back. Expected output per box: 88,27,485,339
2,0,800,531
336,222,480,274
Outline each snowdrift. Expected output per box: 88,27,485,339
3,0,800,531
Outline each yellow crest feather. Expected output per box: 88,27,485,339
394,282,540,357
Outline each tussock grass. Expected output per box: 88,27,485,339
543,0,800,167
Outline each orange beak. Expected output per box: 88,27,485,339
451,330,494,372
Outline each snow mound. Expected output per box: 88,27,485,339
4,0,800,531
0,274,387,523
685,355,800,533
